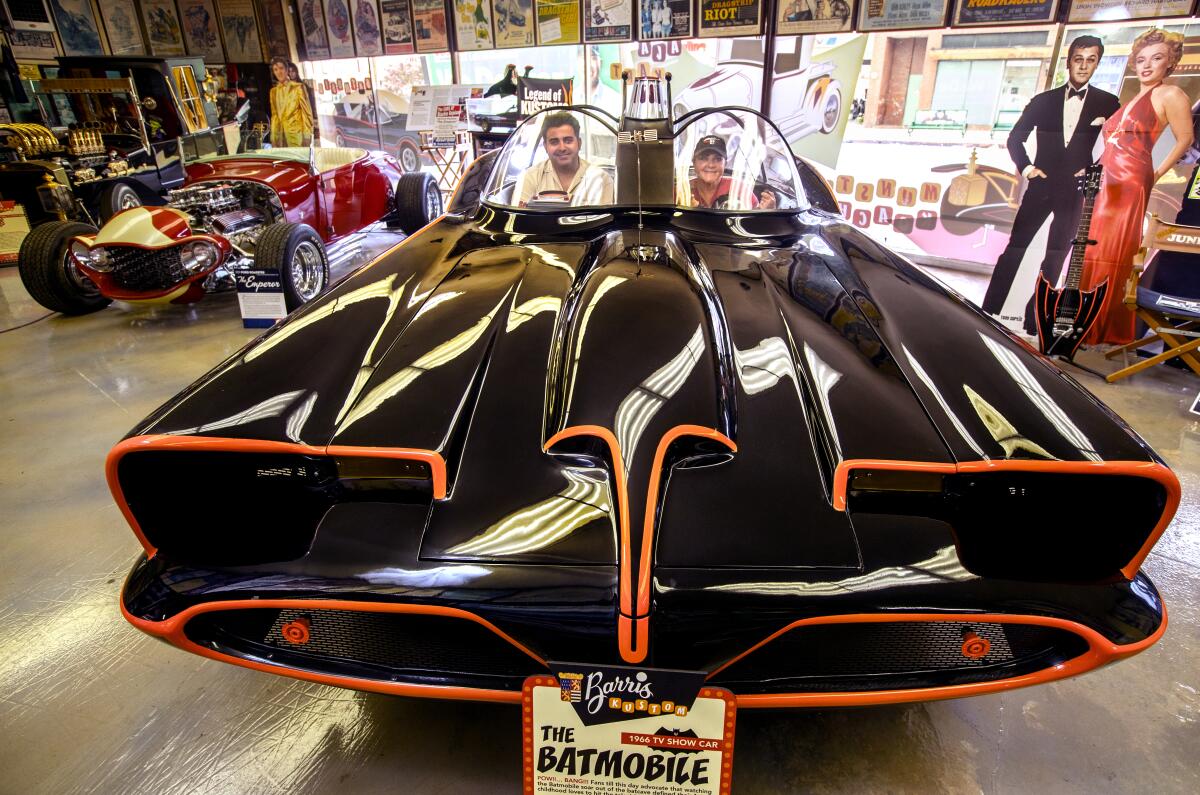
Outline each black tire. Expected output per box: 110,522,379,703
393,172,442,235
17,221,111,315
254,223,329,312
98,182,142,223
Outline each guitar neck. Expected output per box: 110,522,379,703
1063,192,1097,289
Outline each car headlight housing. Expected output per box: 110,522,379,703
70,241,112,272
180,241,219,273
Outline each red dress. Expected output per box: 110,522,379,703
1081,87,1166,345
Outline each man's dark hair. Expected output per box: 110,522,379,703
539,112,579,143
1067,35,1105,60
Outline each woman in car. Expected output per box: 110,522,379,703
687,134,777,210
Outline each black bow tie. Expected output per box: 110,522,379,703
1068,87,1086,100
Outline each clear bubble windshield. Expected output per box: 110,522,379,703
483,109,619,210
673,109,807,213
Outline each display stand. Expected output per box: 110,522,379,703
420,130,471,196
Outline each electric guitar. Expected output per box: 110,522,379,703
1034,164,1106,358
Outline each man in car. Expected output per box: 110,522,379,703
518,112,614,206
688,135,777,210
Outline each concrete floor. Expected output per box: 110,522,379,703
1,246,1197,794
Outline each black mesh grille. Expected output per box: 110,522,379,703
185,607,545,687
109,246,187,291
710,621,1087,690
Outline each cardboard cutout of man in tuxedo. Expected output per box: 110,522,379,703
982,36,1120,333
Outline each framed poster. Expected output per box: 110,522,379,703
351,0,385,55
297,0,332,59
256,0,292,59
583,0,632,42
953,0,1057,24
49,0,105,55
380,0,416,53
535,0,580,45
326,0,358,56
7,29,60,60
140,0,187,56
98,1,146,54
220,0,264,62
857,0,949,30
1066,0,1196,21
775,0,854,34
697,0,761,37
413,0,449,52
637,0,690,40
494,0,536,47
451,0,494,50
179,0,225,61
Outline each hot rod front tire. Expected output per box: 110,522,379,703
17,221,111,315
394,172,442,235
255,223,329,312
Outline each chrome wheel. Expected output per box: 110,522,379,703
400,145,419,173
118,192,140,211
289,240,325,301
63,250,101,298
425,182,443,222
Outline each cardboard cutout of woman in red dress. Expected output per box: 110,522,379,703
1081,29,1195,345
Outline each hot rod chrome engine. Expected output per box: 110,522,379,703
167,180,284,289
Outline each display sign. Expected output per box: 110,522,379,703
351,0,386,55
522,663,736,795
584,0,633,42
518,75,574,116
235,269,287,328
857,0,949,30
326,0,358,57
698,0,761,37
493,0,536,46
953,0,1059,25
431,103,463,146
775,0,854,35
1066,0,1196,21
298,0,333,59
380,0,416,53
451,0,494,49
220,0,264,62
638,0,691,39
140,0,187,56
98,2,146,56
413,0,450,51
536,0,581,45
408,83,486,128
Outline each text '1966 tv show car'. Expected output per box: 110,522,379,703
18,129,441,315
111,77,1177,711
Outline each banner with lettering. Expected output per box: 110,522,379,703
952,0,1060,25
857,0,950,30
517,75,575,116
698,0,761,36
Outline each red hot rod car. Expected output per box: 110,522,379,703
18,144,441,314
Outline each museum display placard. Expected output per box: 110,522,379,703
179,0,225,61
1066,0,1196,21
451,0,495,50
953,0,1059,25
297,0,333,59
774,0,854,35
583,0,633,42
140,0,187,56
522,664,736,795
857,0,949,30
536,0,581,45
413,0,451,52
220,0,264,62
697,0,761,37
98,2,146,55
637,0,691,40
494,0,537,47
50,0,105,56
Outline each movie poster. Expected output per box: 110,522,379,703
413,0,450,51
49,0,105,56
953,0,1058,25
98,2,145,55
774,0,853,34
638,0,690,40
494,0,536,47
351,0,385,54
256,0,292,58
297,0,332,59
140,0,187,56
452,0,494,50
584,0,631,42
536,0,581,45
1066,0,1195,22
326,0,358,56
381,0,416,53
179,0,225,61
697,0,761,37
221,0,264,62
857,0,949,30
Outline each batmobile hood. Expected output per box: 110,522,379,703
127,213,1160,571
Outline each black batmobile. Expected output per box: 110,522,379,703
113,79,1178,709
